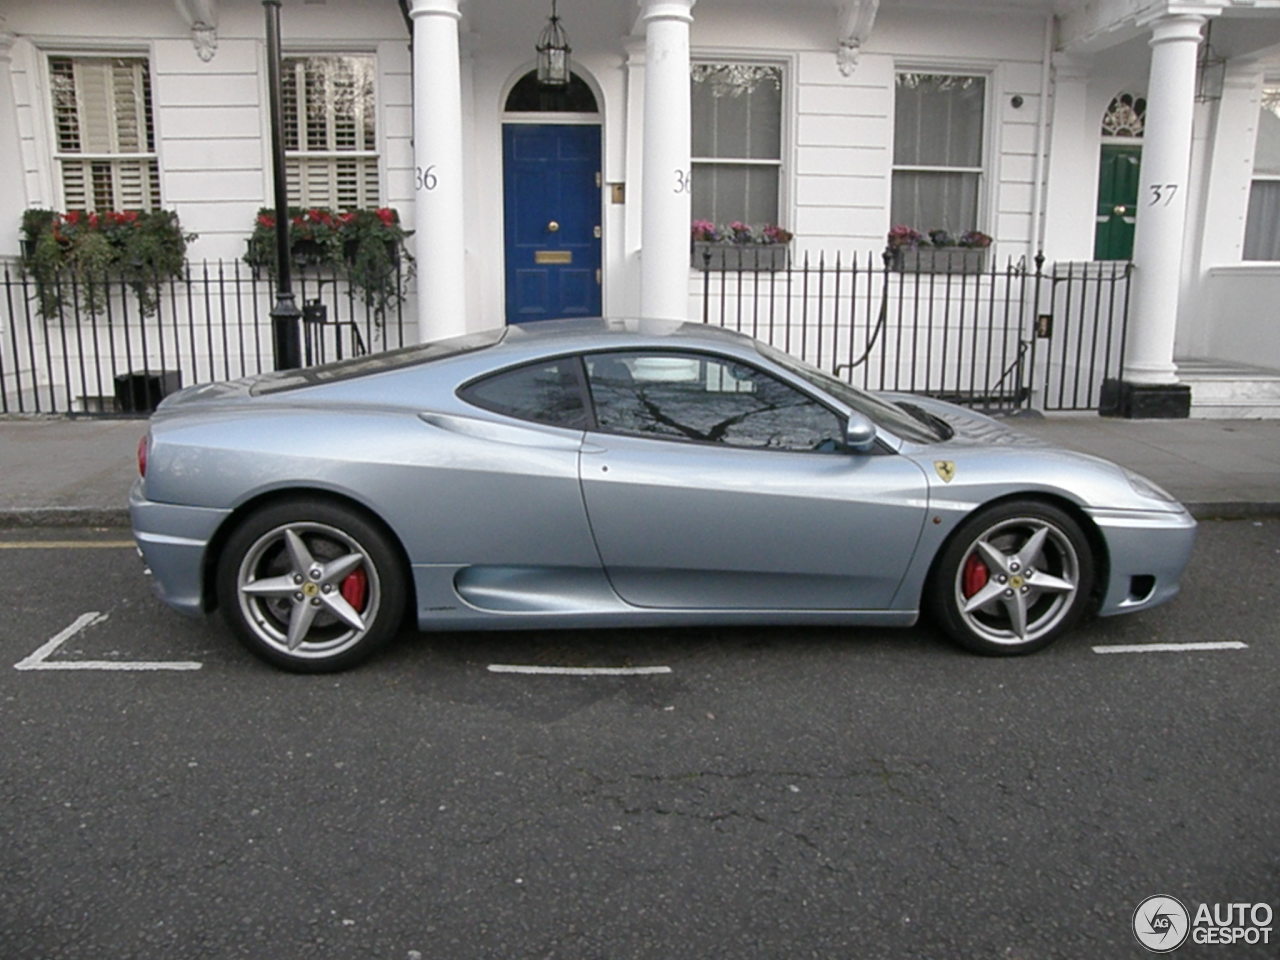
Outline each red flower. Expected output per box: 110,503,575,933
64,211,81,226
88,212,100,228
257,214,275,229
375,208,396,226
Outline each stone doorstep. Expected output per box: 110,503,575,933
1178,358,1280,419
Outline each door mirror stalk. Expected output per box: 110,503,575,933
844,413,877,452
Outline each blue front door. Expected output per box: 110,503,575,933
503,124,602,322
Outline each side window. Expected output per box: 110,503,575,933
49,55,160,211
892,72,986,236
282,54,379,207
585,352,842,452
1244,85,1280,261
690,62,783,226
460,359,587,429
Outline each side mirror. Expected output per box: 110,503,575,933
843,412,877,452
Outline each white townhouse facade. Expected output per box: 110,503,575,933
2,0,1280,416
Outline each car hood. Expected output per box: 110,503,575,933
882,394,1048,447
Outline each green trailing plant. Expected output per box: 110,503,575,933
245,205,414,313
19,209,196,318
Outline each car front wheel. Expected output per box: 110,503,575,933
929,501,1095,655
215,499,406,672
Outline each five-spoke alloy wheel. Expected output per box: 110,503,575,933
216,499,406,672
929,501,1095,655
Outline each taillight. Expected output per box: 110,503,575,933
137,433,150,477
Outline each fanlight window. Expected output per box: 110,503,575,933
1102,93,1146,138
505,71,598,113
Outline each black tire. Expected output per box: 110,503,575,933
215,498,406,672
927,500,1095,656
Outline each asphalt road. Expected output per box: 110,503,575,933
1,519,1276,960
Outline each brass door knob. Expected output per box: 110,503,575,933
548,220,560,232
1113,205,1127,216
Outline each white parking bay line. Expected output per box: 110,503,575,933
1092,641,1248,655
15,611,202,672
487,664,673,676
0,541,135,550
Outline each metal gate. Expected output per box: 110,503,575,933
1031,259,1132,411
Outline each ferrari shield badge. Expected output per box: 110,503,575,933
934,460,957,483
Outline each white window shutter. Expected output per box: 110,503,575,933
50,56,158,211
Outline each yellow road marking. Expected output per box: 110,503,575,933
0,541,134,549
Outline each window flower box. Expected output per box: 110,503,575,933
690,221,793,272
691,241,789,272
886,227,992,275
245,206,413,311
893,247,987,275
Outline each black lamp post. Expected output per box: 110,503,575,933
263,0,302,370
536,0,571,87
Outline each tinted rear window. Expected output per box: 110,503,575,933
460,358,588,429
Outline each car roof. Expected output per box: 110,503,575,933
499,316,755,351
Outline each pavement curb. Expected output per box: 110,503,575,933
1186,502,1280,521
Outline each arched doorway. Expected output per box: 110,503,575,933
502,70,602,322
1094,92,1145,261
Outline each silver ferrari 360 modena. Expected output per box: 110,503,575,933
130,317,1196,671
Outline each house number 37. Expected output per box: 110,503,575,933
1148,183,1179,206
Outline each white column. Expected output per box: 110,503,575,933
409,0,467,342
0,31,29,256
1125,13,1207,384
1040,54,1095,262
638,0,695,321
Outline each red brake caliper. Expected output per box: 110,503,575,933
340,568,368,611
962,553,989,598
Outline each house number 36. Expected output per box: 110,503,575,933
674,169,691,194
415,165,438,191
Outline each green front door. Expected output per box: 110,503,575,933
1094,145,1142,260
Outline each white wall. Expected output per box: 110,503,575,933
1203,264,1280,369
20,0,1256,352
3,0,409,263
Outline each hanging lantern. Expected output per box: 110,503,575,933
1195,21,1226,103
536,0,571,87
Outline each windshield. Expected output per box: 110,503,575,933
251,327,506,396
755,342,945,443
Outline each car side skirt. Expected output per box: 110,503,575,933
412,563,919,630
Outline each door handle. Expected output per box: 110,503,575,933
547,220,560,233
1113,205,1127,216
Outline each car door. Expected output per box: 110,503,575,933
578,350,929,611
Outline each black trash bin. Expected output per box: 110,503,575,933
114,370,183,413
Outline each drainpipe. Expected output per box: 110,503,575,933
1030,12,1053,256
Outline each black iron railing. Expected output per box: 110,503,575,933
1,253,1131,416
1,259,411,415
697,250,1132,413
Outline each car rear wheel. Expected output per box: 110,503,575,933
216,499,406,672
929,501,1094,655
